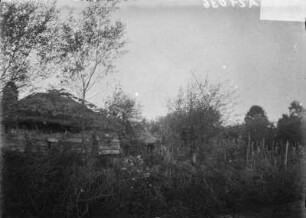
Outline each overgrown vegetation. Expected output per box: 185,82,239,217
2,136,303,217
1,1,305,218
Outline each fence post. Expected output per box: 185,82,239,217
251,142,254,169
284,140,289,169
262,137,265,158
246,132,250,165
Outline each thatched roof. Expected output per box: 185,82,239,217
15,90,103,129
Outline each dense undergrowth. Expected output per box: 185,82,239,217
2,142,303,218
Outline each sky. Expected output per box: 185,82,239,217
55,0,306,123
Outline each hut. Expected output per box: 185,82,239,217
2,88,121,154
15,90,96,133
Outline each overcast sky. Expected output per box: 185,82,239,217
56,0,306,123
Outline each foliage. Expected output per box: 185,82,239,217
3,139,302,218
105,87,143,154
160,77,237,159
0,1,58,88
47,1,126,147
106,87,142,122
1,2,303,218
277,101,305,144
2,148,82,217
221,124,244,142
55,1,125,100
244,105,269,142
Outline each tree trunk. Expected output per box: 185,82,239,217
81,90,86,153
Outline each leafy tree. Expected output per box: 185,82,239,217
289,100,304,118
0,1,58,89
265,122,277,148
106,88,141,122
277,101,305,144
54,1,125,147
105,87,142,154
244,105,269,143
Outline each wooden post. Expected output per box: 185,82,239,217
262,137,265,158
91,131,98,156
284,141,289,169
192,152,197,164
251,142,254,169
272,141,275,165
246,132,250,165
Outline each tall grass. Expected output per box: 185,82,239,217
2,140,303,218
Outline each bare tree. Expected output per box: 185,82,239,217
166,75,238,161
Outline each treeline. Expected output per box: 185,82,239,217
148,78,305,167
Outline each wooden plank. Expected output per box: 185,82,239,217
47,138,59,143
99,146,120,152
99,150,120,155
